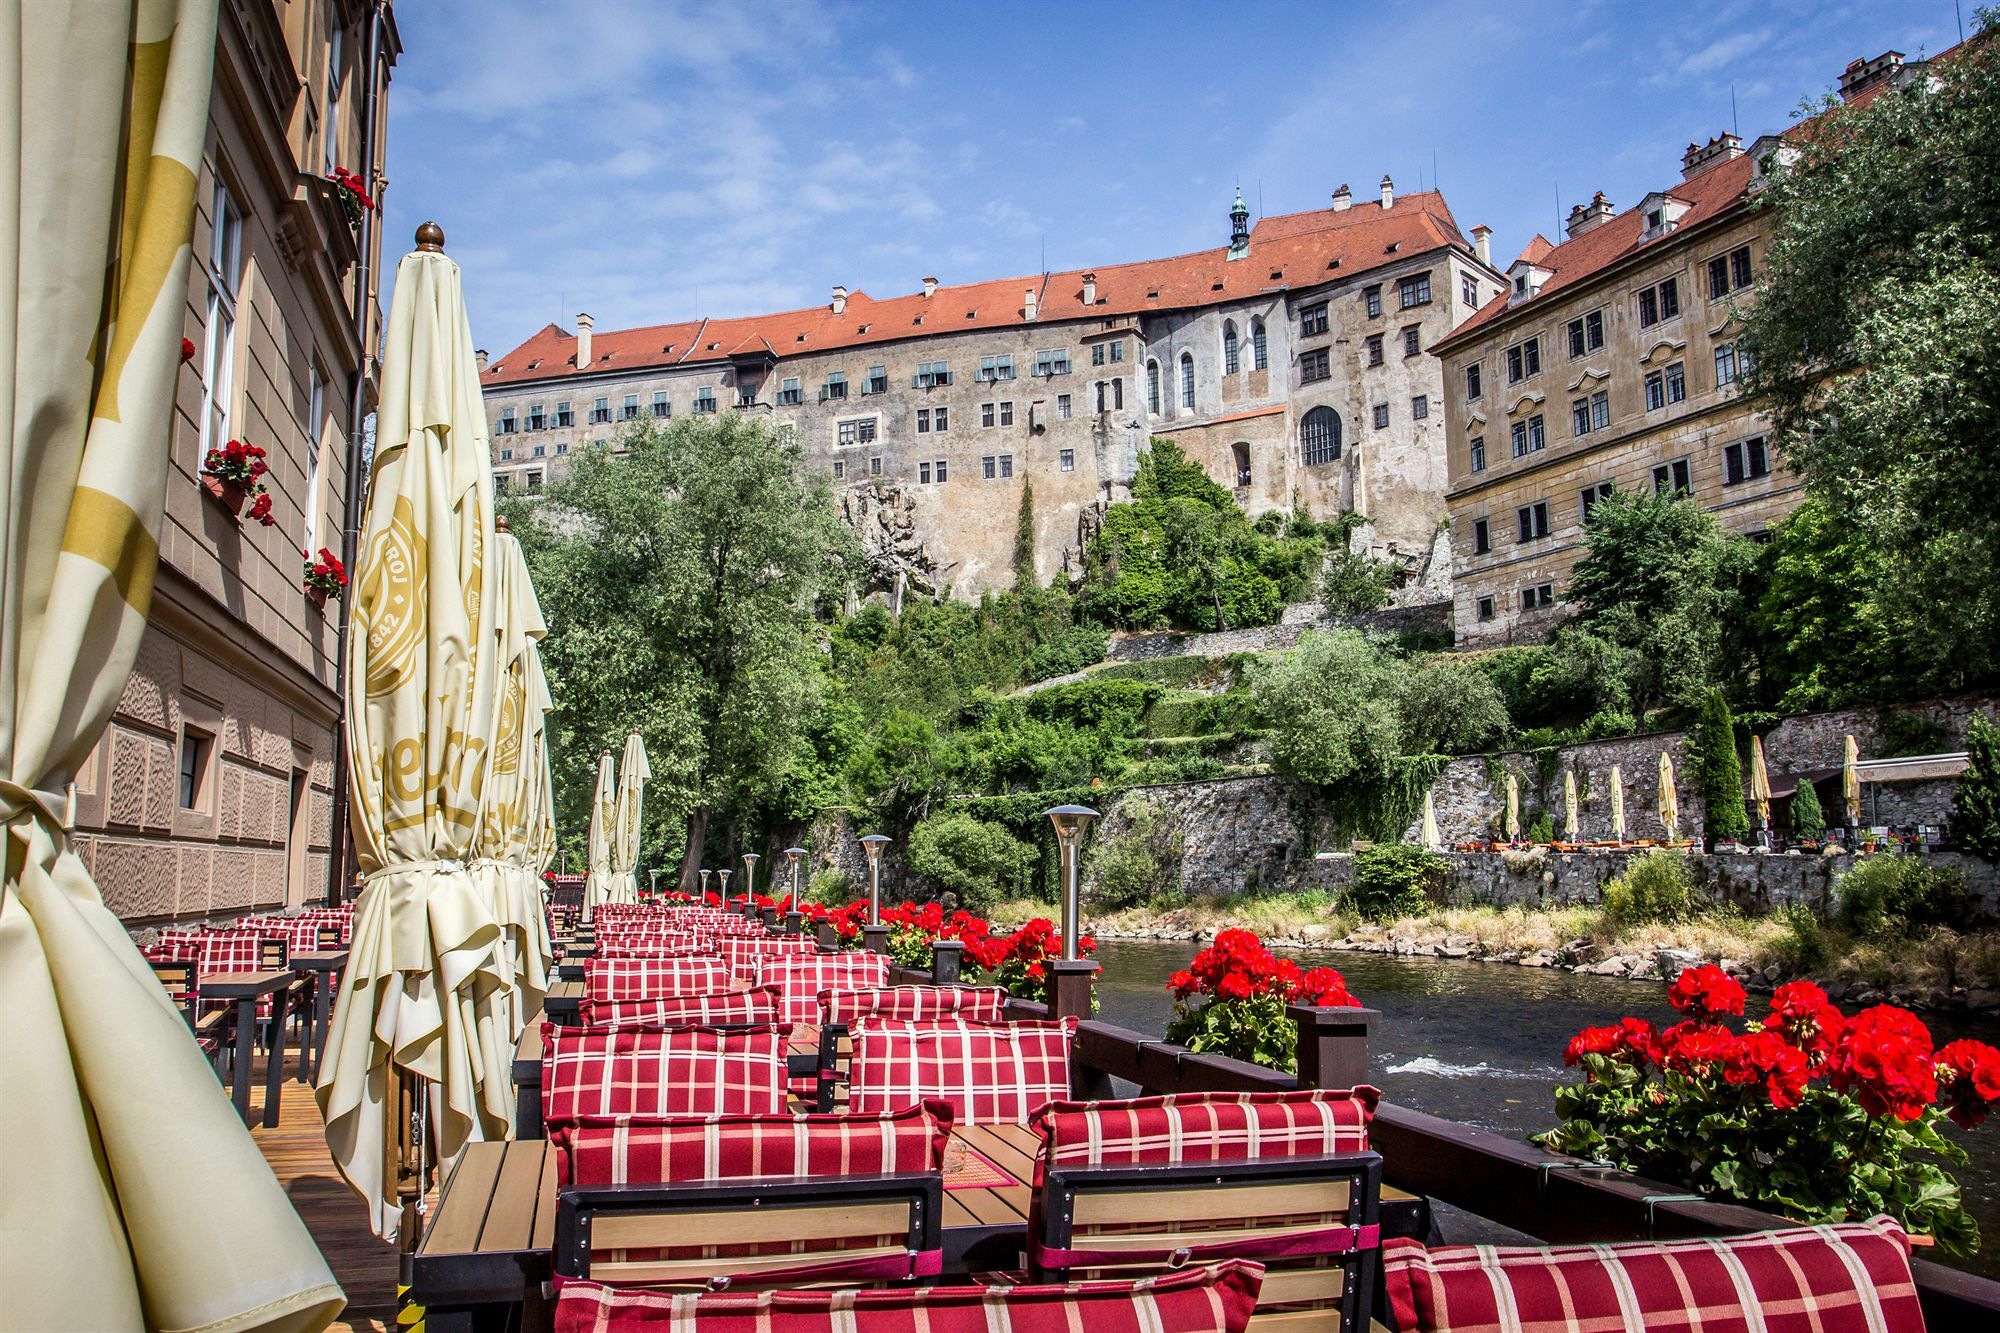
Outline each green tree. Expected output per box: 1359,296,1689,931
1256,630,1403,788
1694,689,1749,844
1756,497,1897,711
1791,780,1826,843
509,415,861,889
1741,29,2000,693
1951,713,2000,860
1396,656,1510,755
1013,481,1036,589
1562,489,1755,721
905,809,1033,910
1321,547,1395,618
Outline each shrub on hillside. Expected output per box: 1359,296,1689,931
1024,677,1162,731
1601,850,1702,927
806,866,852,904
1087,795,1184,910
1321,548,1395,618
1025,621,1109,682
1835,856,1975,939
1951,713,2000,860
1349,843,1448,919
1256,630,1402,788
1397,657,1510,755
905,810,1033,912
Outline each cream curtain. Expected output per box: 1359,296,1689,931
472,524,551,1032
317,245,511,1241
610,728,650,902
0,2,343,1328
582,748,615,917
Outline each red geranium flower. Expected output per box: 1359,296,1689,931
1935,1039,2000,1130
1565,1017,1657,1070
1657,1021,1741,1079
1829,1005,1937,1121
1727,1029,1811,1110
1667,964,1747,1019
181,336,196,364
246,492,275,526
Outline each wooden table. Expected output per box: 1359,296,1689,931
510,1019,825,1139
200,970,293,1127
542,980,582,1025
290,949,347,1083
408,1123,1430,1330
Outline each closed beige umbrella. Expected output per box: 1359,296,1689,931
612,728,651,903
472,519,551,1033
1843,734,1863,827
1610,765,1626,843
1563,769,1580,843
1504,773,1520,842
0,3,342,1327
1659,751,1680,843
318,228,513,1241
1750,735,1773,830
582,749,616,916
524,640,560,899
1420,789,1441,851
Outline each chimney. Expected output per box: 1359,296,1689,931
1081,272,1097,305
1681,133,1744,180
1839,50,1905,103
1023,287,1038,321
475,348,489,373
1379,174,1394,210
921,275,937,298
1567,191,1616,237
831,285,848,315
1472,225,1492,267
1331,183,1351,212
575,312,593,371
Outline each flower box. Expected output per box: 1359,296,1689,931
200,472,247,516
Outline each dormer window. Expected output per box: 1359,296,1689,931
1506,260,1551,306
1639,191,1690,240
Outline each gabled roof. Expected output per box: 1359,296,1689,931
481,192,1478,388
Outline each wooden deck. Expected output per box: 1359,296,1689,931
244,1058,400,1333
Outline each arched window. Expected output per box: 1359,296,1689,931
1223,320,1240,375
1300,406,1342,465
1146,360,1161,414
1250,316,1268,370
1231,441,1252,488
1179,352,1195,409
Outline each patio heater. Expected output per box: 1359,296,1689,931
1043,805,1099,960
859,834,892,925
741,852,759,905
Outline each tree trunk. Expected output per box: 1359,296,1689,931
1212,588,1228,633
678,807,707,894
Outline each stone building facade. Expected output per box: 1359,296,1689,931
479,181,1501,599
74,0,399,925
1430,46,1947,647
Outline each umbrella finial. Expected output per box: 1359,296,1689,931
494,513,510,533
416,220,445,252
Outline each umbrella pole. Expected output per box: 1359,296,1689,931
395,1065,428,1252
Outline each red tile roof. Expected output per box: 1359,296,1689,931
481,192,1475,388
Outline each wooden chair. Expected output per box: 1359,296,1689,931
255,935,312,1066
315,923,342,948
1031,1152,1384,1333
149,957,230,1075
551,1173,942,1292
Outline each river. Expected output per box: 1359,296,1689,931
1089,936,2000,1277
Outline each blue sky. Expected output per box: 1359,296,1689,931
383,0,1964,360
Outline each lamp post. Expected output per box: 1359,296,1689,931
699,868,712,900
784,847,806,903
717,868,732,902
859,834,891,925
740,852,759,905
1043,805,1100,1022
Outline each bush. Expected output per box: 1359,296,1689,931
1348,843,1448,919
1025,621,1108,682
905,810,1033,912
1257,630,1403,788
1835,856,1975,939
1526,812,1555,843
1086,795,1184,910
1601,850,1702,927
1580,707,1639,740
1791,780,1826,842
1321,549,1395,618
1951,713,2000,860
806,865,852,905
1396,657,1510,755
1769,901,1834,974
1694,689,1750,843
1024,677,1162,731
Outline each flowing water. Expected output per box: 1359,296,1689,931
1089,937,2000,1278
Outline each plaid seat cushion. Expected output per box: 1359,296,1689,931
579,988,779,1029
585,956,734,1002
241,915,324,954
821,984,1009,1025
1382,1215,1925,1333
551,1258,1266,1333
543,1026,791,1123
758,952,891,1023
716,935,818,980
594,939,706,960
1029,1087,1379,1183
849,1018,1076,1124
549,1099,955,1187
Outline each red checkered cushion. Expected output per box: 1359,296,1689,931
240,915,324,954
1029,1087,1378,1183
1382,1215,1925,1333
757,952,891,1023
849,1018,1075,1124
579,988,779,1029
549,1100,955,1187
821,984,1009,1025
195,930,271,974
594,939,706,960
543,1026,790,1124
551,1259,1267,1333
716,935,817,980
585,956,733,1002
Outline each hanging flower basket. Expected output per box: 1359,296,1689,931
326,167,374,230
303,547,348,608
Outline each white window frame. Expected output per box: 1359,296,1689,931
198,175,244,458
